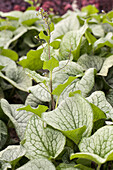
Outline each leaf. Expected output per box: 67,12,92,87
57,163,76,170
69,90,81,97
25,68,49,83
0,30,13,47
16,158,55,170
53,68,95,103
0,66,32,92
52,60,84,90
0,162,11,170
105,67,113,88
23,29,39,48
4,26,27,49
1,99,33,139
18,49,43,71
0,145,26,165
18,105,48,118
98,55,113,76
74,164,93,170
0,120,8,149
51,13,80,41
28,84,51,102
89,24,104,37
90,103,106,122
62,126,86,145
106,89,113,107
72,23,88,61
0,65,5,71
40,45,55,61
25,93,44,107
23,115,66,159
19,10,39,26
71,126,113,165
43,57,59,71
60,24,88,61
0,54,16,70
86,91,113,120
74,68,95,97
39,31,50,43
49,22,54,33
85,30,97,45
50,40,60,49
43,94,93,140
77,54,104,71
71,152,106,165
103,18,113,27
60,146,74,164
0,11,23,20
1,49,18,61
52,76,78,96
81,5,99,15
80,38,92,55
93,34,113,50
59,31,77,60
0,20,17,31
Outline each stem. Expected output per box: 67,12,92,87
97,164,101,170
48,43,50,60
50,71,55,110
55,96,59,108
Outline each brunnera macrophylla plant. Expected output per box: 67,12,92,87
2,6,113,170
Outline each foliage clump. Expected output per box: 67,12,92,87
1,5,113,170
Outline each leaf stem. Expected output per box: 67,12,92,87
97,164,101,170
50,71,55,110
55,96,59,108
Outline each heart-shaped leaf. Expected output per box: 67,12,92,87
0,66,32,92
0,145,26,165
25,68,49,83
51,13,80,41
1,99,33,139
23,115,66,159
89,24,104,37
59,68,95,102
25,93,44,107
28,83,51,102
75,68,95,97
77,54,104,72
16,158,55,170
0,11,23,20
52,60,84,90
5,26,27,49
19,10,39,26
86,91,113,120
93,34,113,50
43,94,93,143
71,126,113,165
60,24,88,61
90,103,106,122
